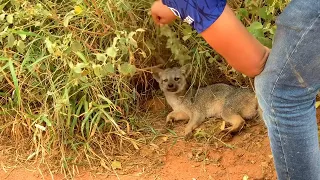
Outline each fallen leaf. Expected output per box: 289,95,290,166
111,160,122,170
161,136,168,142
315,101,320,108
243,175,249,180
220,121,226,130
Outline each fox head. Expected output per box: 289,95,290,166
152,64,192,94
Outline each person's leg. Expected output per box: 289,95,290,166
255,0,320,179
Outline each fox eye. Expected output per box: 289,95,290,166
174,77,180,81
163,79,168,82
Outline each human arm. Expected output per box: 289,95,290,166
151,0,177,26
150,0,269,77
200,5,269,77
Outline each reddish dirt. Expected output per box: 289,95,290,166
0,122,276,179
1,104,320,180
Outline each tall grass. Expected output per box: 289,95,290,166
0,0,289,178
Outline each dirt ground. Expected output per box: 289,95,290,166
1,102,319,180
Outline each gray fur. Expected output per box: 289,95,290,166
153,64,260,139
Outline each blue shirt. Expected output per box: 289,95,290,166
162,0,227,33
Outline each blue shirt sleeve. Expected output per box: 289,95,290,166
162,0,227,33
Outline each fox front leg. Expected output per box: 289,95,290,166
184,113,205,140
166,111,190,126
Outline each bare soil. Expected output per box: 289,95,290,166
1,99,320,180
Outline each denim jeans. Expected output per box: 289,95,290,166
255,0,320,179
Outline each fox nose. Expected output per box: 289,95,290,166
168,83,174,88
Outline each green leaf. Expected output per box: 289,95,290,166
13,30,39,37
17,40,26,53
96,53,107,61
128,31,137,47
8,59,20,105
7,33,15,48
129,37,137,48
247,22,264,38
45,38,54,54
111,160,122,170
205,52,211,57
41,115,52,126
73,63,86,74
71,41,83,52
93,63,114,78
74,52,87,63
237,8,249,20
182,25,193,36
63,11,75,27
160,25,174,37
118,63,136,76
106,47,117,58
208,57,216,64
92,64,103,77
0,13,5,21
6,14,13,24
269,25,277,35
35,21,41,26
258,7,268,20
182,35,191,41
19,34,27,40
248,21,263,30
257,37,273,48
103,63,114,74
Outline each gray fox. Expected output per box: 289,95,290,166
152,64,260,139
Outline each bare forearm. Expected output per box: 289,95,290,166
201,5,269,77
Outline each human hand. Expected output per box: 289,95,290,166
151,0,177,26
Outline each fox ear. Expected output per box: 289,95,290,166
152,68,163,83
180,63,192,77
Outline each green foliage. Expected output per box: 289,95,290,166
236,0,290,48
0,0,155,176
0,0,290,177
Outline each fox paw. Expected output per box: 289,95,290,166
166,117,175,124
165,121,174,129
184,132,193,141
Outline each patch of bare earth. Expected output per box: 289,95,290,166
2,100,320,180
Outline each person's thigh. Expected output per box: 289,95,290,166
255,0,320,179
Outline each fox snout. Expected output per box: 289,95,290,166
166,82,178,92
